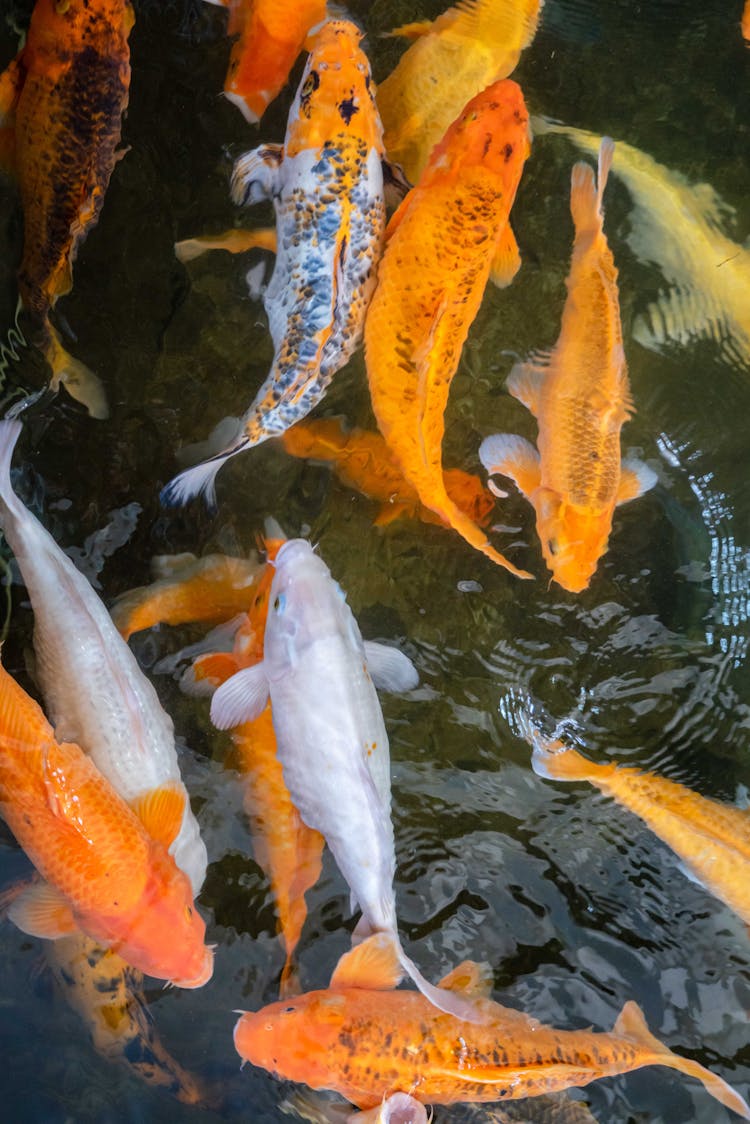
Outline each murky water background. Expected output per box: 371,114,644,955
1,0,749,1120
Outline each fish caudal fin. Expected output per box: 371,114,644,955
0,418,24,521
614,1001,750,1121
570,136,614,237
46,326,108,420
160,436,251,509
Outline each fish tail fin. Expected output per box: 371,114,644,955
159,437,250,509
395,938,488,1025
570,136,614,236
0,417,23,519
596,136,615,209
614,1001,750,1121
46,324,108,420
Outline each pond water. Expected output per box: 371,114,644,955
0,0,749,1121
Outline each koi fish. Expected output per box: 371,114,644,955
45,933,204,1103
532,117,750,369
207,0,327,124
0,659,212,987
0,0,134,418
365,81,532,579
479,138,656,592
234,932,750,1116
524,719,750,928
162,19,386,507
377,0,544,184
742,1,750,44
211,539,478,1022
0,420,207,896
280,417,496,529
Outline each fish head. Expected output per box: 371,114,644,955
426,79,530,187
234,991,346,1084
534,490,611,593
113,850,213,989
285,19,383,157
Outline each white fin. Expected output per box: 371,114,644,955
364,641,419,692
224,91,260,125
617,457,658,504
633,285,728,354
8,881,78,939
160,436,250,509
478,433,541,499
0,419,23,521
245,261,267,300
397,943,488,1025
507,359,548,416
210,663,270,730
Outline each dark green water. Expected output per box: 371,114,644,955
1,0,749,1120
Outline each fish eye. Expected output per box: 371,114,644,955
274,593,286,613
283,1006,295,1014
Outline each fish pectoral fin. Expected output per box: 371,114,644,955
489,222,522,289
175,227,277,264
617,457,658,504
385,19,434,40
506,358,549,417
46,325,108,420
437,959,494,999
210,663,270,730
230,144,284,206
329,932,404,991
130,782,186,851
8,881,78,940
181,652,241,696
364,641,419,692
478,433,541,499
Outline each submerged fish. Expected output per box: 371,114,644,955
0,0,134,417
0,420,207,895
281,417,496,529
532,117,750,369
365,80,532,578
211,539,477,1021
207,0,327,124
234,932,750,1117
378,0,544,184
46,933,204,1103
524,720,750,927
163,19,386,506
0,659,212,987
479,138,655,592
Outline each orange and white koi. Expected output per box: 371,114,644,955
234,933,750,1117
524,719,750,928
365,80,532,578
163,20,385,506
378,0,544,184
480,138,655,592
0,660,212,988
0,0,134,417
281,417,495,529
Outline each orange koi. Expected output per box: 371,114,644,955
0,0,134,417
378,0,544,184
479,138,655,592
0,660,212,987
45,933,204,1104
234,933,750,1117
743,1,750,43
365,80,532,578
525,720,750,928
280,417,495,529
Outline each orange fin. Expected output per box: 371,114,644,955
8,881,78,939
489,222,522,289
0,51,24,175
46,325,108,420
175,227,277,264
186,651,241,692
617,457,658,505
130,783,186,850
329,932,403,991
438,960,494,999
479,433,541,499
373,500,411,527
385,19,433,40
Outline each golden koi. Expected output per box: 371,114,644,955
480,138,655,592
280,417,495,529
234,933,750,1118
0,0,134,417
378,0,544,184
365,80,532,578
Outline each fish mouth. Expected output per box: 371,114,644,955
171,946,214,989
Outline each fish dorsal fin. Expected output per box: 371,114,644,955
489,222,522,289
478,433,541,499
617,457,658,505
210,663,270,730
330,933,404,991
364,641,419,692
438,959,494,998
387,19,433,40
131,782,186,850
149,551,199,579
506,358,549,417
8,881,78,940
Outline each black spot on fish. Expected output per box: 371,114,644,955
338,97,359,125
299,69,320,118
482,133,492,158
503,143,514,162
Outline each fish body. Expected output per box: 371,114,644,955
0,0,134,417
532,117,750,368
216,0,327,124
211,540,477,1021
525,723,750,927
163,19,386,506
365,80,532,578
0,661,212,987
46,933,204,1102
281,418,495,528
234,933,750,1118
378,0,544,183
479,138,655,592
0,420,207,896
